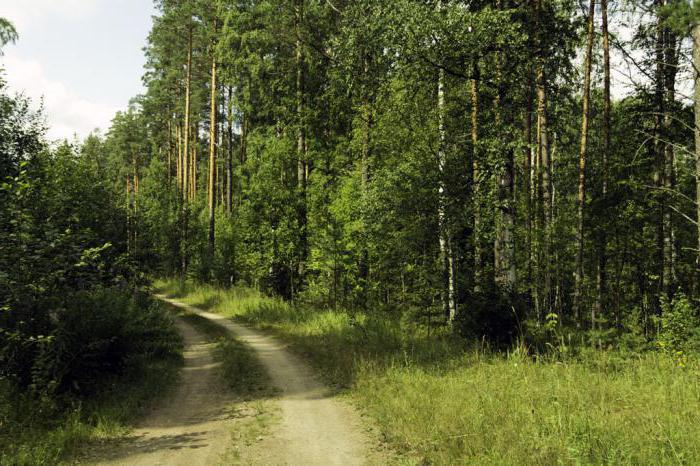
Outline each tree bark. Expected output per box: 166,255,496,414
663,16,678,296
208,45,218,257
524,78,533,298
226,86,234,215
574,0,596,325
295,0,308,285
438,66,457,321
534,0,552,316
694,24,700,296
183,23,192,203
596,0,611,329
654,0,666,308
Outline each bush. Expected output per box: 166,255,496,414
3,288,182,400
656,293,700,364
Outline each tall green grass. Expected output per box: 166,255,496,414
154,279,700,465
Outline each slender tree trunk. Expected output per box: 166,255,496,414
208,47,218,257
536,69,551,310
191,123,198,201
167,120,173,186
183,63,196,271
694,24,700,295
438,66,457,321
535,0,552,315
574,0,596,325
183,23,192,203
596,0,611,329
654,0,666,308
524,79,533,298
471,60,482,293
177,123,183,190
226,86,234,215
295,0,308,285
663,20,678,296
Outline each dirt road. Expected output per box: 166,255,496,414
90,318,240,466
158,296,373,466
89,296,379,465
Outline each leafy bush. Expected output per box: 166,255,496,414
656,293,700,364
28,288,182,398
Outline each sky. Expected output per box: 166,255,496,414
0,0,157,141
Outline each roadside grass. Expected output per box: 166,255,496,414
154,278,700,465
0,299,183,466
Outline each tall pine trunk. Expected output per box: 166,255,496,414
226,86,234,215
295,0,308,286
208,46,218,257
183,23,192,203
663,20,678,296
574,0,596,325
523,80,533,297
535,0,552,317
694,24,700,295
596,0,611,328
654,0,666,309
180,22,193,275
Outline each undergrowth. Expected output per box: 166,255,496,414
154,278,700,465
0,292,183,465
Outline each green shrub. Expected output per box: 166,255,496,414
31,288,182,398
0,288,183,464
657,293,700,364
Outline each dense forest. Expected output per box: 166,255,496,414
103,0,700,345
3,0,700,464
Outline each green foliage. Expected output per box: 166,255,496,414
0,17,17,53
0,79,184,463
0,292,183,465
29,290,182,398
656,293,700,363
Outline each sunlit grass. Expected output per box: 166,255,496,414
153,278,700,464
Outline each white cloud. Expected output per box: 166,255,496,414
0,0,99,34
1,52,118,141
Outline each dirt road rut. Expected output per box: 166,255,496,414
91,318,238,465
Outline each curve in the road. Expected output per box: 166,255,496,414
157,296,373,466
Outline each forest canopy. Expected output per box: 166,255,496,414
84,0,700,350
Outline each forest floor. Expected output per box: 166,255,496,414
86,296,391,466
